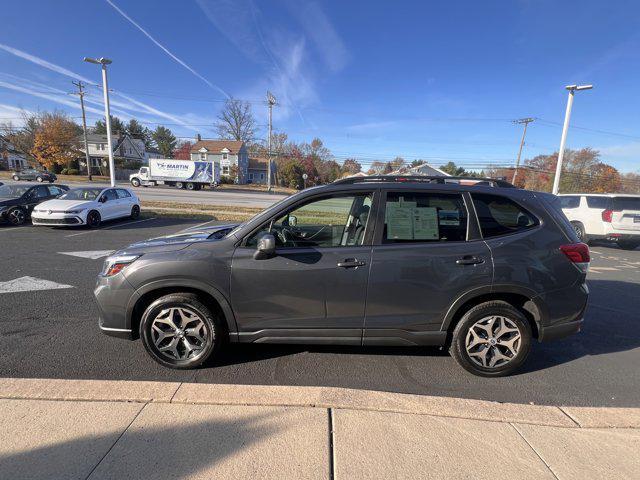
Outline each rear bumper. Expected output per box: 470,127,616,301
536,281,588,342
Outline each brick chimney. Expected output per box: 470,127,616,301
195,133,201,142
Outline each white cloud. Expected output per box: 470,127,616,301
347,121,398,133
105,0,230,98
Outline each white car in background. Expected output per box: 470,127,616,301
31,187,140,228
559,193,640,250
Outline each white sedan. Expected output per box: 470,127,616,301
32,187,140,227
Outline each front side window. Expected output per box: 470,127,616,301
103,189,118,201
116,189,132,199
472,193,539,238
34,186,50,198
246,193,373,248
383,192,468,243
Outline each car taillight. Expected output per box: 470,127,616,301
560,243,590,272
601,209,613,222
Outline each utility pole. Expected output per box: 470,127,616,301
84,57,115,187
266,91,276,192
512,117,534,185
72,80,92,181
552,84,593,195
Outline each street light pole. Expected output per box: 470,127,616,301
551,84,593,195
84,57,115,187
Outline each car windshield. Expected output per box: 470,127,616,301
0,184,30,198
59,188,103,201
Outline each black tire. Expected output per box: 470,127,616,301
571,221,588,243
7,207,26,225
139,293,220,369
186,182,195,191
176,182,184,189
12,175,19,181
130,204,140,219
36,176,43,182
450,301,532,377
86,210,101,228
618,240,640,251
131,178,141,187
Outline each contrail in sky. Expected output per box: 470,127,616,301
105,0,230,99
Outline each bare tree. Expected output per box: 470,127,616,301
215,99,257,142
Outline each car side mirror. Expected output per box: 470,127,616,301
254,233,276,260
99,196,107,203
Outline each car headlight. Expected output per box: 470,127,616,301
64,209,84,214
101,254,141,277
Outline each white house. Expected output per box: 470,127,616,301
391,163,450,176
78,133,146,172
190,139,249,183
0,135,28,169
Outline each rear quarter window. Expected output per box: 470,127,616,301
472,193,539,238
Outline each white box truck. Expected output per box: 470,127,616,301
129,159,220,190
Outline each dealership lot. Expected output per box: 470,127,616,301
1,217,639,408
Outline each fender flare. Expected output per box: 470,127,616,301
440,284,545,333
126,278,238,335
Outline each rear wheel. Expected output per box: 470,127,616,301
186,182,195,191
175,182,184,189
36,176,43,182
86,210,101,228
7,207,26,225
571,222,588,243
618,240,640,251
130,205,140,219
450,301,532,377
140,293,220,369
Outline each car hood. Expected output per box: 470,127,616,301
116,223,239,255
36,199,95,211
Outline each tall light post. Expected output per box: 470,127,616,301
551,84,593,195
84,57,115,187
266,91,276,192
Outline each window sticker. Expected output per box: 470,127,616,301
438,210,461,226
386,201,439,240
413,207,439,239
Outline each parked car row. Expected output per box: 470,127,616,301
0,183,140,227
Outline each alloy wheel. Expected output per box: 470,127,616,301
465,315,522,368
150,307,210,362
8,208,25,225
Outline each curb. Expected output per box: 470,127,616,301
1,377,639,429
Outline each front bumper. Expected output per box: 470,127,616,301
32,212,84,226
95,272,140,340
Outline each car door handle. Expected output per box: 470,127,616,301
456,256,485,266
337,259,366,268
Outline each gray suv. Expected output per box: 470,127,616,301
95,176,589,376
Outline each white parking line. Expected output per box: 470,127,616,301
0,276,74,294
0,226,28,233
58,250,115,259
65,217,157,237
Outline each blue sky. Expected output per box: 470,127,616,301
1,0,639,172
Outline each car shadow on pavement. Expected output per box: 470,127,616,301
0,411,278,479
520,279,640,374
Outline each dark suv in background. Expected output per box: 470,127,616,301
95,176,589,376
11,168,57,183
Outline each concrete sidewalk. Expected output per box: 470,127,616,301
1,379,639,479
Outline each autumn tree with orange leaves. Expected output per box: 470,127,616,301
30,112,80,171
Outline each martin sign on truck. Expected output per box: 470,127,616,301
129,159,220,190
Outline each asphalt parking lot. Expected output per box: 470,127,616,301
1,217,639,408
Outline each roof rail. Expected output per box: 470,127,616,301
333,175,516,188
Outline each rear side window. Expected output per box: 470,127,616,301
559,196,580,209
383,192,468,243
472,193,539,238
586,196,610,209
612,197,640,211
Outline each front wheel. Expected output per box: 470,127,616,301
450,301,532,377
130,205,140,219
12,175,19,181
86,210,101,228
131,178,141,187
139,293,220,369
7,207,26,225
36,176,43,182
571,222,588,243
618,240,640,251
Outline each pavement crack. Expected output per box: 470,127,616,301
84,402,147,480
510,423,560,480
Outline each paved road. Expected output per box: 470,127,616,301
2,179,288,208
1,218,639,407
